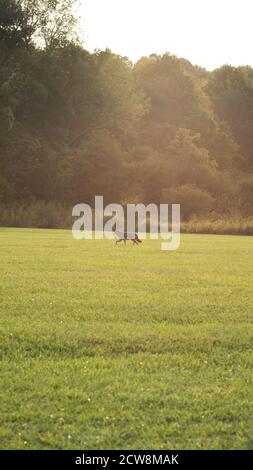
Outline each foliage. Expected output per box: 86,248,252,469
207,65,253,169
0,1,253,223
162,184,214,220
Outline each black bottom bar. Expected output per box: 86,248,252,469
0,450,252,467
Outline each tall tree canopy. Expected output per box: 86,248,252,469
0,0,253,219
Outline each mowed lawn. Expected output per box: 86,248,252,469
0,228,252,450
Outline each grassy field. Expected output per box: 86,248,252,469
0,228,252,450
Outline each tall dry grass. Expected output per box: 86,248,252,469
1,203,253,235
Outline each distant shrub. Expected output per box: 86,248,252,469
0,202,253,236
0,202,72,229
162,184,214,220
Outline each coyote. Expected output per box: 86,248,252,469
114,231,142,245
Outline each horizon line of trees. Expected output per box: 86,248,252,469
1,0,253,221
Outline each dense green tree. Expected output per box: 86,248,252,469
207,65,253,169
0,0,34,49
0,0,253,221
134,54,215,135
20,0,79,49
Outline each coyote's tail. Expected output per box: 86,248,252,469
136,236,142,243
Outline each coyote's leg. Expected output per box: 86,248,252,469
116,239,122,244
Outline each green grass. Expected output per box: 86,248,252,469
0,228,252,450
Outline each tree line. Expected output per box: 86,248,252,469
1,0,253,222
